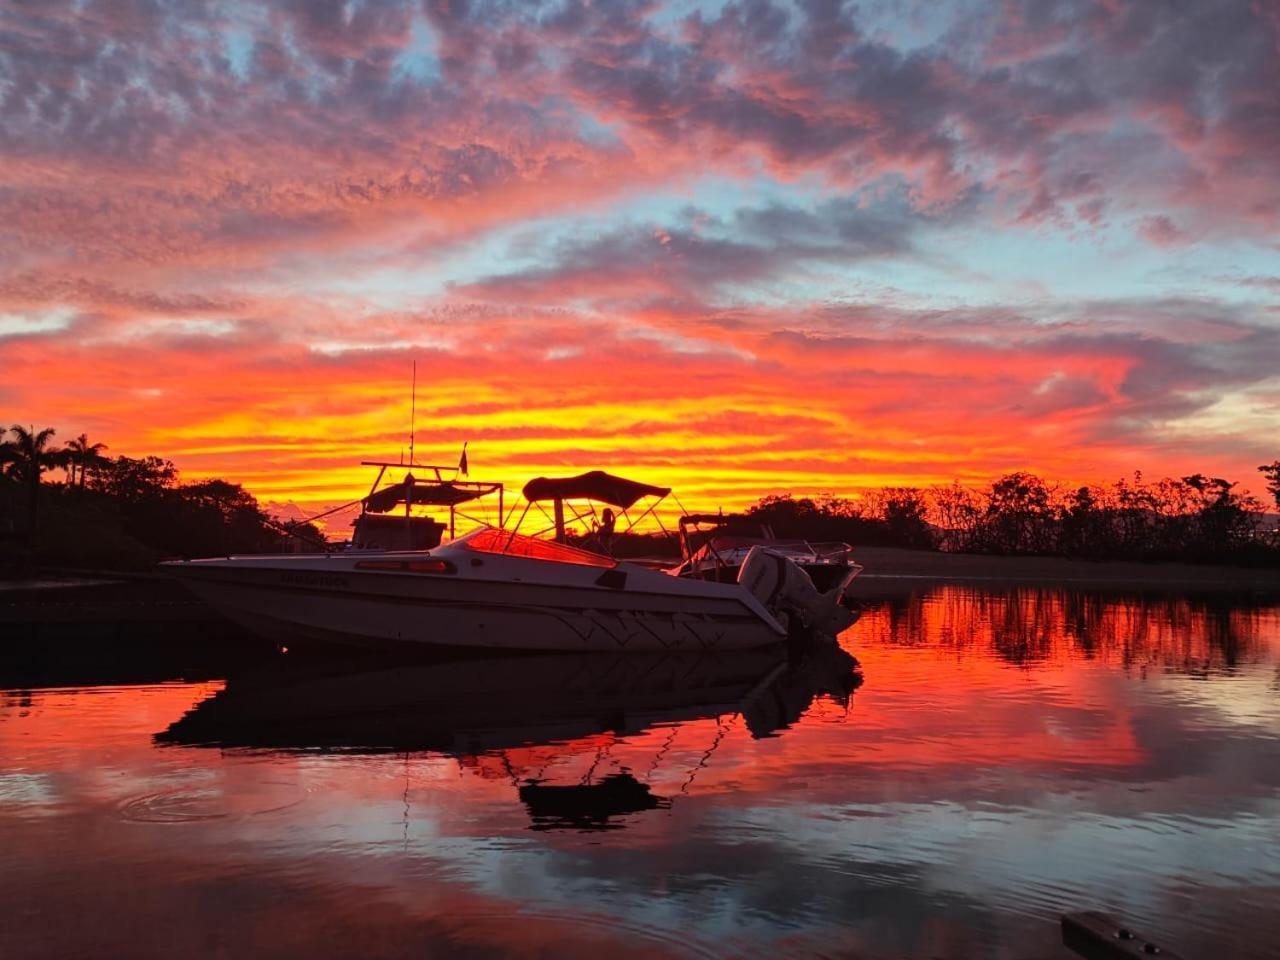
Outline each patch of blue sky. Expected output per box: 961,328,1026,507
857,0,987,53
918,216,1280,312
1133,241,1280,317
645,0,733,32
572,107,624,149
393,12,440,84
222,26,254,80
589,173,825,228
645,0,972,52
704,255,945,312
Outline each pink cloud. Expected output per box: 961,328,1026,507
1137,214,1186,246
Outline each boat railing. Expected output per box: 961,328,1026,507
804,541,853,560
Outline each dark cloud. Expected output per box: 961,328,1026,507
459,195,922,301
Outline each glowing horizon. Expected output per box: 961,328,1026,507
3,1,1278,515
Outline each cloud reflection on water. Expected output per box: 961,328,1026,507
0,586,1277,959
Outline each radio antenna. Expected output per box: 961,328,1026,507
408,360,417,467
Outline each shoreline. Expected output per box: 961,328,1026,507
5,547,1280,597
847,546,1280,594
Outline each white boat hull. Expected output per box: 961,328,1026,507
167,532,787,653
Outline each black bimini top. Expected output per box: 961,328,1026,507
521,471,671,510
364,475,501,513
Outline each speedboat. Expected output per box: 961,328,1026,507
164,466,862,654
164,525,858,653
672,512,862,592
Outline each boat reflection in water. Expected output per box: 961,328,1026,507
5,585,1279,960
159,642,861,831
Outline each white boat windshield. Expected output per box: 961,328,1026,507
462,528,618,568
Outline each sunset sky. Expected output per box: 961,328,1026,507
3,0,1278,515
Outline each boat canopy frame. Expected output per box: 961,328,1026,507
675,511,759,575
359,460,504,541
676,511,775,565
676,511,852,578
507,470,674,552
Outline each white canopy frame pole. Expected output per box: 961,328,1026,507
511,494,675,552
451,484,505,534
619,492,669,536
562,502,599,534
525,500,557,537
504,502,534,551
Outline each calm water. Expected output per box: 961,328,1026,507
2,587,1278,959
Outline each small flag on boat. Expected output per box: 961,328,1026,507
458,442,469,477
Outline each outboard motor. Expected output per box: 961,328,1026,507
738,546,859,643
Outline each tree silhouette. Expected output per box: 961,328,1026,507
2,425,65,531
929,481,983,552
5,418,1277,571
1059,485,1107,557
98,455,177,502
984,472,1055,554
870,487,933,548
0,426,13,483
65,433,109,487
1260,462,1280,512
1179,474,1262,558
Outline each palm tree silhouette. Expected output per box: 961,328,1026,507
0,425,12,481
65,433,109,487
3,425,65,531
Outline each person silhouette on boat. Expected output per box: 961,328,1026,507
595,507,616,550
